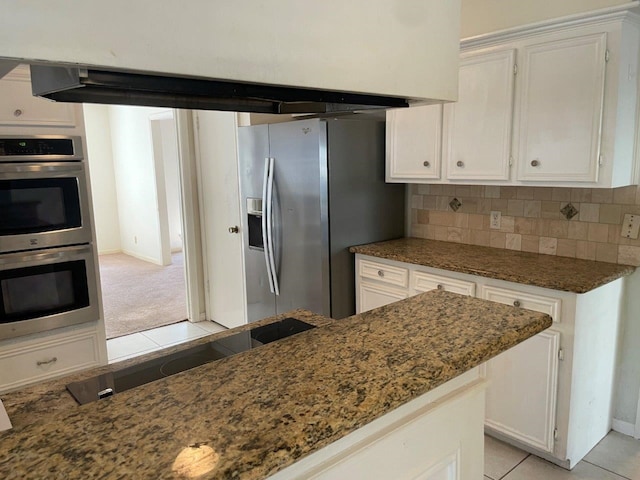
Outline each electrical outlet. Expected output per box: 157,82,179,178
490,211,501,230
621,214,640,239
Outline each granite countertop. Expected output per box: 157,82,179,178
350,237,635,294
0,291,551,479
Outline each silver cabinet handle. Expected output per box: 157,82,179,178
513,300,521,307
14,109,22,117
228,226,239,234
456,161,464,167
37,357,57,366
377,270,385,277
423,160,430,167
437,284,444,290
531,159,540,167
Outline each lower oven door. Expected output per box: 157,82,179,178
0,244,99,340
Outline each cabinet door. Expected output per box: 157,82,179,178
443,48,515,181
516,33,607,182
386,105,442,181
0,66,77,127
485,329,560,453
357,282,408,313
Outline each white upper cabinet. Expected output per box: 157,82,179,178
443,48,516,181
385,7,640,188
0,65,77,128
386,105,442,182
515,34,606,183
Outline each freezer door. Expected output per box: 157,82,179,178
269,119,330,317
238,125,276,322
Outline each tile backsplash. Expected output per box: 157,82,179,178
409,184,640,266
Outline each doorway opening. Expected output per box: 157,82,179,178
83,105,217,361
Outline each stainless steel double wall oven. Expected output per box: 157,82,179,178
0,136,99,339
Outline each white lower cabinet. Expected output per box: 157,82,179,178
358,282,408,313
355,254,624,469
0,325,105,393
484,329,560,453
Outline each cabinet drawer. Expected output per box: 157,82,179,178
0,332,100,392
359,260,409,288
413,271,476,296
481,285,561,323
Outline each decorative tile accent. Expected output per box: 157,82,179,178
560,202,579,220
449,197,462,212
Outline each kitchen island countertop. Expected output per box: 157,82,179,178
0,290,551,479
350,237,635,293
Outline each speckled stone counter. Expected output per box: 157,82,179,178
0,291,551,479
350,237,635,293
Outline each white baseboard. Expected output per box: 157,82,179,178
612,418,636,437
121,249,163,266
98,249,122,256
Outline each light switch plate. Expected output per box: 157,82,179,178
621,214,640,239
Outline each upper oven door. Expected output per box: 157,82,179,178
0,162,92,253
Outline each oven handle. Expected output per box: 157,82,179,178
0,162,84,174
0,244,92,265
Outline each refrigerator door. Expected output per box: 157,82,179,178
269,119,330,317
326,118,406,319
238,125,276,323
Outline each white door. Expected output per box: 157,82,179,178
484,329,560,453
195,111,246,328
386,105,442,181
443,48,516,181
515,33,607,182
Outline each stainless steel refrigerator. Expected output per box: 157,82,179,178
238,117,405,322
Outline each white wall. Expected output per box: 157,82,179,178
460,0,631,38
614,271,640,426
108,105,168,265
82,104,121,254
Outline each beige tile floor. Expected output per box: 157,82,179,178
106,320,226,362
485,431,640,480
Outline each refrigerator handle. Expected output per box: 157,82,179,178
265,157,280,295
261,157,275,294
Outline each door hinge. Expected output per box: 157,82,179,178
605,50,610,62
558,348,564,361
195,113,200,131
554,427,559,440
509,156,514,166
598,154,604,166
514,63,518,75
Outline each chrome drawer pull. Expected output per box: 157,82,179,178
377,270,385,277
13,109,22,117
423,160,430,167
513,300,521,308
37,357,58,366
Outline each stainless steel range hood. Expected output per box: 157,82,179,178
30,65,410,114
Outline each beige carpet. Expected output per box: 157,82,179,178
99,252,188,339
